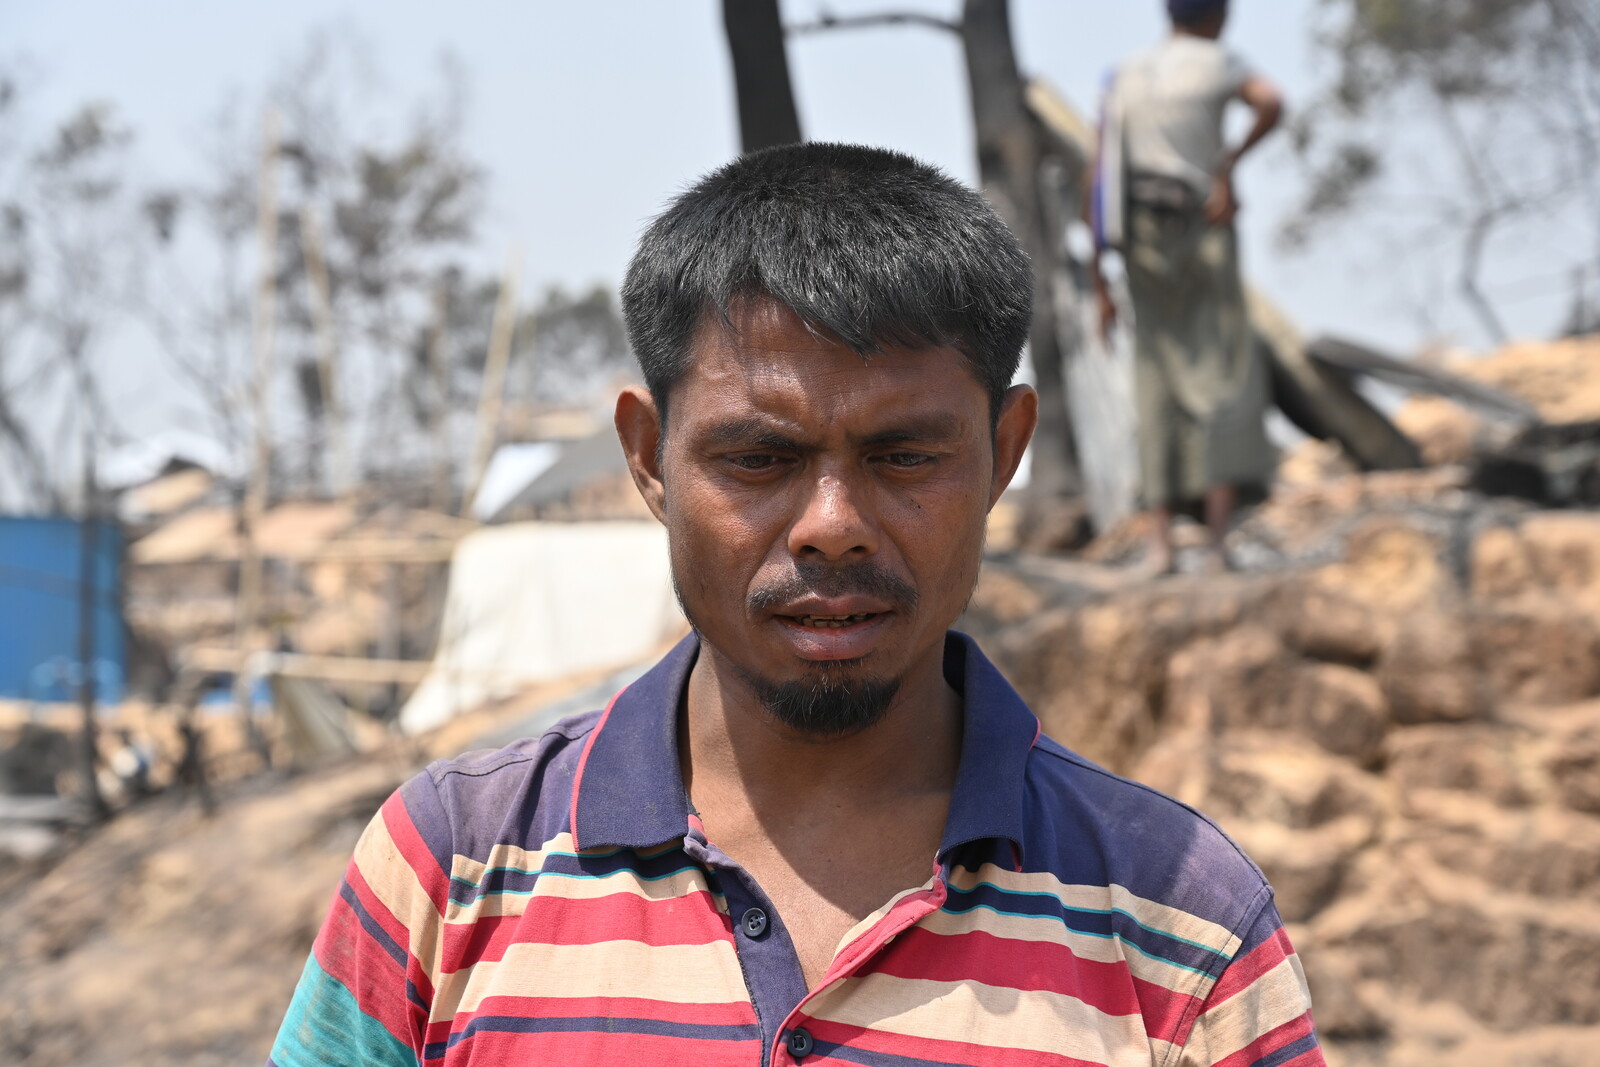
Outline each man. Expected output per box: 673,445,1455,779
269,143,1322,1066
1091,0,1284,573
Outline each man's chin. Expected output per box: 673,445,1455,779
751,666,903,740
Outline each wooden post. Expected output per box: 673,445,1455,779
233,107,280,767
722,0,803,152
462,248,522,518
960,0,1084,535
299,205,344,496
76,440,110,823
429,281,453,512
380,554,404,718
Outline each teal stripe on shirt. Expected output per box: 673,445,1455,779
269,954,415,1067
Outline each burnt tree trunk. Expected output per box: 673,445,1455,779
960,0,1084,530
723,0,803,152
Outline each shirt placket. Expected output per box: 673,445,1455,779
768,862,952,1067
681,826,811,1066
682,829,956,1066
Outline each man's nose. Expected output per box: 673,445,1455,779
787,473,879,562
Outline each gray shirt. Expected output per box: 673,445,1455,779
1117,36,1252,198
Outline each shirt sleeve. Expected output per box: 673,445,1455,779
268,773,454,1067
1222,49,1254,98
1176,898,1325,1067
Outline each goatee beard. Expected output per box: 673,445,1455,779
749,668,902,739
670,559,914,737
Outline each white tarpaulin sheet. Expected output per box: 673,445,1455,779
400,521,684,735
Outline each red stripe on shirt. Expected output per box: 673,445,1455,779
382,790,451,914
1206,927,1296,1008
342,861,412,962
819,878,946,988
342,857,439,1007
312,887,419,1047
1131,974,1205,1045
567,687,624,852
1210,1011,1319,1067
438,888,733,964
869,926,1144,1016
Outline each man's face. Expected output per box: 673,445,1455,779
617,297,1034,736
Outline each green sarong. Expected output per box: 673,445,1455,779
1124,202,1273,507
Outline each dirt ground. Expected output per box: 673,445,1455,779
0,668,603,1067
0,756,407,1066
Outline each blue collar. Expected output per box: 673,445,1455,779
571,631,1039,861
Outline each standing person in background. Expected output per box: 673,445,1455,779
1090,0,1283,574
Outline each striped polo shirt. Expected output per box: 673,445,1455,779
269,632,1323,1067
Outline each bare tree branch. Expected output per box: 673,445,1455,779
1460,212,1510,345
788,10,960,36
1289,0,1598,344
0,376,59,508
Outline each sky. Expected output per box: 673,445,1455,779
2,0,1582,450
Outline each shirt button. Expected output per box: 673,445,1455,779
741,907,769,939
786,1027,814,1059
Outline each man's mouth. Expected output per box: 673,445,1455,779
793,613,879,629
771,607,894,661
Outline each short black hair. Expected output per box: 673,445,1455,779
1167,0,1229,29
621,142,1032,424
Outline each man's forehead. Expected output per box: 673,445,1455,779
678,297,981,395
721,294,794,332
681,331,971,409
698,407,970,446
691,296,846,355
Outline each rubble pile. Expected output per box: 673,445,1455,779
1456,333,1600,425
969,480,1600,1065
1395,333,1600,507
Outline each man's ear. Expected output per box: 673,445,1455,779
615,386,667,523
989,384,1038,508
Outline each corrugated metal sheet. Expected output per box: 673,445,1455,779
0,516,126,702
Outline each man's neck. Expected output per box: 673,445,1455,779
680,639,964,988
680,642,964,821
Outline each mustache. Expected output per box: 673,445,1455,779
747,561,918,616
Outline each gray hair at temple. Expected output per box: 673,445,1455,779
620,142,1033,427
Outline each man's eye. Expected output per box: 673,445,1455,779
883,453,933,469
729,454,777,471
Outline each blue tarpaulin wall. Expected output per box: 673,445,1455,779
0,516,125,703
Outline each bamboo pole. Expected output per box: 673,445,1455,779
461,248,522,518
429,281,453,512
232,107,280,766
186,647,434,686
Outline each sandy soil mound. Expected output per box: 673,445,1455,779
0,669,619,1065
970,486,1600,1065
1393,333,1600,468
1457,333,1600,425
0,759,409,1066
